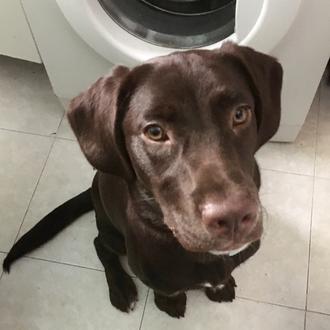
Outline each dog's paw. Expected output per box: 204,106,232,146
205,276,237,303
109,274,138,313
154,292,187,318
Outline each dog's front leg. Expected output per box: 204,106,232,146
94,236,138,313
153,291,187,318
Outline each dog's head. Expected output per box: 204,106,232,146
68,42,283,254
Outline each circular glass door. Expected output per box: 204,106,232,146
141,0,234,15
98,0,236,48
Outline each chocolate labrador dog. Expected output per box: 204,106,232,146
3,42,282,318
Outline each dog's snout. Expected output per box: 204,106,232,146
201,194,258,239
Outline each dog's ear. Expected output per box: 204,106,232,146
68,65,134,179
220,42,283,148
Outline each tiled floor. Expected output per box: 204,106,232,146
0,54,330,330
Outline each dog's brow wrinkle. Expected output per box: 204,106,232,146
211,88,242,104
144,109,177,123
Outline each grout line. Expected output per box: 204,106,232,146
237,296,305,313
306,309,330,318
54,111,76,142
260,167,315,178
139,289,150,330
55,112,65,135
54,112,75,141
303,82,321,330
55,135,76,142
0,116,76,143
20,255,105,273
19,0,43,61
0,126,56,138
312,174,330,181
0,253,138,278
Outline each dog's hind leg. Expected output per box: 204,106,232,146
94,235,138,313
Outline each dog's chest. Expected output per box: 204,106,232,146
202,282,225,289
126,221,236,293
194,257,234,287
129,243,233,293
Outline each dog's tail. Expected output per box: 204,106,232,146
3,188,93,273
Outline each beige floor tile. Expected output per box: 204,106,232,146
315,127,330,179
0,258,147,330
17,139,100,269
141,291,304,330
306,312,330,330
0,130,52,251
308,177,330,314
0,56,64,135
256,92,318,176
233,170,313,308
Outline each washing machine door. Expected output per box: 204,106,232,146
56,0,302,66
98,0,236,49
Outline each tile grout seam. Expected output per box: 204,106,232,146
306,309,330,318
0,126,76,142
240,295,330,318
237,295,306,313
138,289,150,330
55,136,76,142
0,252,140,278
0,126,57,138
260,167,315,178
19,255,105,273
303,83,321,330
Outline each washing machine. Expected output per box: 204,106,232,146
21,0,330,141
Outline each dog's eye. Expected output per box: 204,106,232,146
144,124,167,142
232,106,251,126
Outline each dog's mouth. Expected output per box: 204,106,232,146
209,242,252,256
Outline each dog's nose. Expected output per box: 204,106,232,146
201,195,258,239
